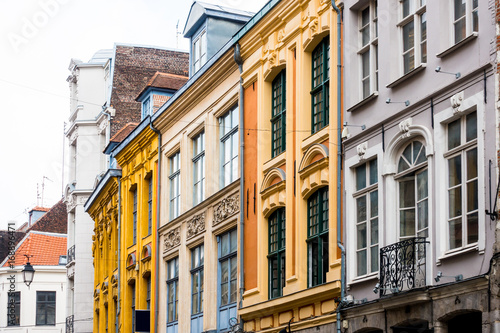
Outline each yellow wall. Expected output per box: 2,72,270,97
238,0,342,331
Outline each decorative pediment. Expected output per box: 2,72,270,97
142,243,152,261
187,213,205,239
164,227,181,252
126,252,136,270
213,194,240,226
261,168,286,218
298,144,329,198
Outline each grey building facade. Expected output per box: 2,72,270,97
340,0,498,332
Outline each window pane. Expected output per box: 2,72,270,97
448,187,462,218
466,112,477,141
221,233,229,256
420,13,427,63
370,245,379,273
230,229,237,254
361,7,369,26
454,18,466,43
357,223,367,249
370,190,378,218
448,156,462,187
448,119,461,149
454,0,466,20
369,159,377,185
399,180,415,208
449,218,462,249
400,210,415,237
370,217,378,244
466,148,477,180
417,199,428,233
357,196,367,223
402,0,411,18
467,180,478,212
467,212,478,244
356,164,366,191
416,169,428,201
357,250,367,276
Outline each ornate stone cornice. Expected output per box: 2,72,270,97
213,194,240,226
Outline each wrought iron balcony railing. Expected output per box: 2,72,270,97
379,237,428,297
67,245,76,264
66,315,74,333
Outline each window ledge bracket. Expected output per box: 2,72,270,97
347,92,379,112
436,32,478,59
386,63,426,89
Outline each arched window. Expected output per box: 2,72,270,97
268,208,285,299
396,140,428,240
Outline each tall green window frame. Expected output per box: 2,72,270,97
132,188,137,244
271,70,286,157
268,208,286,299
311,36,330,133
307,187,329,287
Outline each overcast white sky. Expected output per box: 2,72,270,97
0,0,267,230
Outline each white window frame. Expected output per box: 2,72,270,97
192,29,207,74
452,0,478,44
219,105,239,188
434,91,485,260
346,144,383,285
169,151,181,220
357,0,378,100
398,0,427,75
192,131,205,205
142,96,152,119
353,158,379,278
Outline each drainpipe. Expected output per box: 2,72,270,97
330,2,345,333
150,118,161,333
116,173,121,333
234,43,245,313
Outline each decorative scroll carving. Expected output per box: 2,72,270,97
269,51,277,67
277,29,285,43
78,196,89,205
451,91,464,114
357,142,368,161
187,213,205,239
399,118,413,138
66,194,76,212
310,18,319,35
213,195,240,226
164,227,181,251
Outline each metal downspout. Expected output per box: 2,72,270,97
116,173,121,333
234,43,245,313
330,2,345,333
150,119,161,333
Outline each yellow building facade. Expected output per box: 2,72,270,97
86,122,159,333
86,169,120,333
237,0,343,331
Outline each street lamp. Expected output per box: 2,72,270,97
22,255,35,288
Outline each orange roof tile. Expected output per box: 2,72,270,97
145,71,188,91
109,123,138,143
3,232,67,267
29,206,50,213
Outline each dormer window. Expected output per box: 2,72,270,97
142,97,152,119
192,29,207,73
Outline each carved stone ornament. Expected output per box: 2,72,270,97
69,128,78,145
98,119,108,135
451,91,464,114
277,29,285,43
187,213,205,239
213,195,240,226
164,227,181,251
399,118,413,138
78,196,89,205
269,51,277,67
310,18,319,35
66,194,76,212
357,142,368,161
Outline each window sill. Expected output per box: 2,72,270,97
437,243,480,265
386,63,426,88
347,272,378,288
436,32,478,59
347,92,379,112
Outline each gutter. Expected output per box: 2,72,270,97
116,175,122,333
149,119,162,333
234,42,245,316
330,2,345,333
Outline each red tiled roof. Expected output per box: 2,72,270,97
109,123,138,143
144,71,188,91
3,232,67,267
29,206,50,213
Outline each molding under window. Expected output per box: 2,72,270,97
436,32,478,59
348,272,378,287
386,63,426,88
262,152,286,175
436,243,480,265
347,92,379,112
